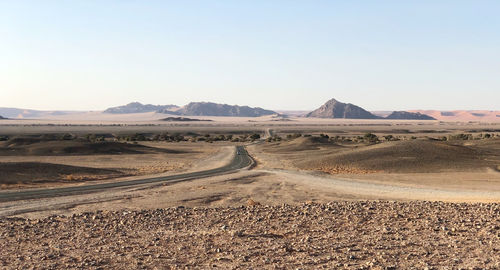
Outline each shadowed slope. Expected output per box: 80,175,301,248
0,139,186,156
298,139,500,173
0,162,123,185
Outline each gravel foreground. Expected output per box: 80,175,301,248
1,201,499,269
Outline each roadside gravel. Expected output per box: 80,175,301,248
1,201,499,269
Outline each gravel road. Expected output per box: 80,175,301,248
1,201,499,269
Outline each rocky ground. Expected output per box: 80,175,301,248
1,201,499,269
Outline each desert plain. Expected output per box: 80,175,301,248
1,116,500,269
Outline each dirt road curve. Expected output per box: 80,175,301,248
0,146,253,202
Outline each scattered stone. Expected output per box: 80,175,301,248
0,201,499,269
247,199,260,206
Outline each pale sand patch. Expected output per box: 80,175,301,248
5,167,499,219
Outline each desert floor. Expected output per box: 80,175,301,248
2,202,499,269
1,119,500,269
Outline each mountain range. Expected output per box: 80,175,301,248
104,102,179,114
1,99,499,121
159,102,277,117
103,102,277,117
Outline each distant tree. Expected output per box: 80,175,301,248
383,135,399,141
266,135,282,142
293,133,302,138
448,133,473,141
85,134,97,142
250,133,261,141
60,133,73,140
215,135,226,141
131,133,147,141
363,133,379,143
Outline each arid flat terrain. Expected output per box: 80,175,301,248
1,119,500,268
1,119,500,208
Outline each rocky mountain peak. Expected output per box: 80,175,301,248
306,98,380,119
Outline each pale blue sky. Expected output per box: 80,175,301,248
1,1,499,111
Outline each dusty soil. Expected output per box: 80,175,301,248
0,162,124,186
256,137,500,173
0,138,184,156
249,137,500,192
1,201,499,269
301,139,500,173
3,168,499,220
2,121,500,269
0,142,229,189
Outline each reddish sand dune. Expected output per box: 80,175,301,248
410,110,500,122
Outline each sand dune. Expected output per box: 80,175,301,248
411,110,500,122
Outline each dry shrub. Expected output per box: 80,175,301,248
60,174,110,181
61,174,85,181
316,165,379,175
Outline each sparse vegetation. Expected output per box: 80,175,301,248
383,134,399,141
448,133,474,141
363,133,379,143
85,134,105,142
286,133,302,140
266,135,282,142
249,133,261,141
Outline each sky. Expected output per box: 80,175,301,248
1,1,499,111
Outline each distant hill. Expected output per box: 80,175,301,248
104,102,179,114
0,115,5,119
159,102,276,117
159,117,212,122
385,111,436,120
306,98,380,119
